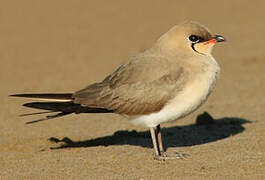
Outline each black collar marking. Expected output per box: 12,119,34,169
191,43,204,55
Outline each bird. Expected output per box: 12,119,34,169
10,21,225,160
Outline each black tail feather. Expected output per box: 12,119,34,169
15,100,113,124
10,93,73,100
23,101,113,114
23,102,79,112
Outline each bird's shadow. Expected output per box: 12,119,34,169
48,112,251,151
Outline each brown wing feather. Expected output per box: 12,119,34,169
73,55,187,115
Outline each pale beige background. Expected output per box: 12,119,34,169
0,0,264,179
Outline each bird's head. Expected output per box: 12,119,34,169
156,21,225,56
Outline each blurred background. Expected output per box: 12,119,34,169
0,0,264,179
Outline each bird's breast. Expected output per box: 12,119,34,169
129,57,220,128
165,70,218,118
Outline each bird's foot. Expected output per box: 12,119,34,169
154,151,189,161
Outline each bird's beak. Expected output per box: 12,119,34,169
204,35,226,44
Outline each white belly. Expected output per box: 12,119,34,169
129,62,219,128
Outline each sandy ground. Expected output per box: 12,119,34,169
0,0,265,179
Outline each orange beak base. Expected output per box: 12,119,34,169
204,39,217,44
204,35,226,45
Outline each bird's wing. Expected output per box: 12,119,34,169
73,55,187,115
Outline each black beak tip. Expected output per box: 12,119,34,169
214,35,226,42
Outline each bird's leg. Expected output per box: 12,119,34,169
156,125,189,160
156,124,166,157
150,127,161,160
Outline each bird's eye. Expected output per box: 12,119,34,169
188,35,200,43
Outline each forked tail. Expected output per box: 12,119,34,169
10,93,112,124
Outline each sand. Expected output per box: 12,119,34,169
1,0,264,179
